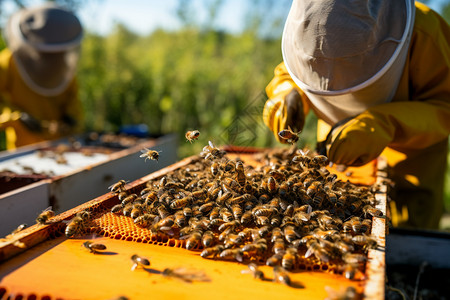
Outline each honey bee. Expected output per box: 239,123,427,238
108,180,127,194
305,240,331,262
343,253,367,265
139,148,160,161
273,266,291,286
122,203,133,217
219,248,243,262
223,160,235,173
266,252,284,267
134,213,158,228
352,234,378,251
210,162,220,176
282,248,298,270
235,161,246,186
130,204,144,219
121,194,138,207
201,245,224,258
283,225,299,243
144,191,158,206
170,196,192,209
65,216,85,237
82,241,107,254
272,238,286,254
130,254,150,271
360,218,372,233
267,176,278,194
185,130,200,143
241,263,265,280
231,205,243,221
202,230,215,248
362,205,383,218
240,210,253,225
36,206,55,224
312,155,329,167
242,240,268,255
278,128,300,145
185,231,202,250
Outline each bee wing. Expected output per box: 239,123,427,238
42,206,53,213
208,140,215,148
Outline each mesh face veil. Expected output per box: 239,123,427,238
5,4,83,97
282,0,415,125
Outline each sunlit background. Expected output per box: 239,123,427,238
0,0,449,213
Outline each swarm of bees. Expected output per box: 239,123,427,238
65,139,383,286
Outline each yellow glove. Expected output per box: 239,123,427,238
263,88,305,142
326,99,450,166
326,113,393,166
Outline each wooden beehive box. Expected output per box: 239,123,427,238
0,147,387,300
0,133,178,237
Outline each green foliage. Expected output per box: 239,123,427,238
77,21,319,159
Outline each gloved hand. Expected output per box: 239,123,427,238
325,112,393,166
19,112,42,133
263,88,305,142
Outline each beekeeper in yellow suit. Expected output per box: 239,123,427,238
0,4,83,149
263,0,450,229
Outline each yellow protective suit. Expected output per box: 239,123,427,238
0,48,83,149
263,3,450,229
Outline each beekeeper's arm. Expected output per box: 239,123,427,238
326,8,450,166
263,62,309,142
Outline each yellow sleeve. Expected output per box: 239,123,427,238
383,3,450,149
265,62,309,114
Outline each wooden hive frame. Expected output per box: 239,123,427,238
0,149,387,300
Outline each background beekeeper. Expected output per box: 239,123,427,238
0,3,83,149
263,0,450,229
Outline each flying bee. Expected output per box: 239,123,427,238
139,148,160,161
273,266,291,286
108,180,127,194
36,206,55,224
65,216,85,237
185,130,200,143
278,127,300,145
201,245,224,258
241,263,265,280
343,253,367,265
82,241,107,254
130,254,150,271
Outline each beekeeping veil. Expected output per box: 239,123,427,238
282,0,415,125
5,4,83,97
